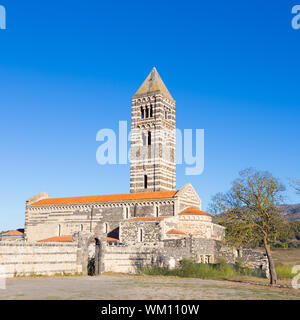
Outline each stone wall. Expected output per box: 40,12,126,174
178,215,212,238
0,233,24,241
212,223,225,241
25,204,124,242
158,204,175,217
104,245,161,273
0,241,81,278
214,242,269,277
176,184,202,212
25,199,176,242
120,220,163,244
103,238,220,273
120,216,179,244
103,238,269,276
0,237,270,278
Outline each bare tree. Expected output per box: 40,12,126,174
209,168,285,285
295,181,300,195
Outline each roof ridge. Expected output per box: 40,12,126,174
166,228,186,235
39,236,119,242
31,190,178,206
179,207,212,217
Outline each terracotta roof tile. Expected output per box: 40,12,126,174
39,236,73,242
179,207,212,217
38,236,119,243
31,191,178,206
166,229,186,235
3,230,24,235
107,237,119,242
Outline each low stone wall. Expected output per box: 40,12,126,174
104,244,161,273
0,241,81,278
103,239,269,276
103,238,218,273
215,243,269,277
0,236,270,278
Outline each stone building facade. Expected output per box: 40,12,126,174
24,69,224,251
0,68,269,277
25,184,224,245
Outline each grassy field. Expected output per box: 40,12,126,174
272,248,300,281
272,248,300,266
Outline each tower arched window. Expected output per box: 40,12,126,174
150,105,153,117
164,110,168,120
145,107,149,118
58,224,61,236
141,107,145,119
148,131,151,146
144,175,148,189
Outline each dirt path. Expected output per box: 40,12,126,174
0,274,299,300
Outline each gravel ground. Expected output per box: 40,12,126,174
0,274,299,300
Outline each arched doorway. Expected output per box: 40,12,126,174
77,232,104,276
87,236,102,276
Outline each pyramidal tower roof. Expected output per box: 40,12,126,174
134,67,174,101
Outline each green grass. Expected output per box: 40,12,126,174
139,259,265,280
275,265,294,279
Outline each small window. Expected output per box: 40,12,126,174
58,224,61,236
150,105,153,117
148,131,151,146
103,223,108,234
144,175,148,189
80,224,83,232
145,107,149,118
164,111,168,119
125,207,129,219
141,107,144,119
138,228,143,242
155,207,159,217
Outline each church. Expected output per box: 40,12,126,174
0,69,269,277
24,68,225,249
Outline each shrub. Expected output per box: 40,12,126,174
139,259,265,280
235,257,244,268
216,258,227,268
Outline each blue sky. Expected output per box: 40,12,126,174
0,0,299,230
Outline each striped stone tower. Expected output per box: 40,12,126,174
130,68,176,193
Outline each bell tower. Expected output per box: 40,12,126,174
130,68,176,193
